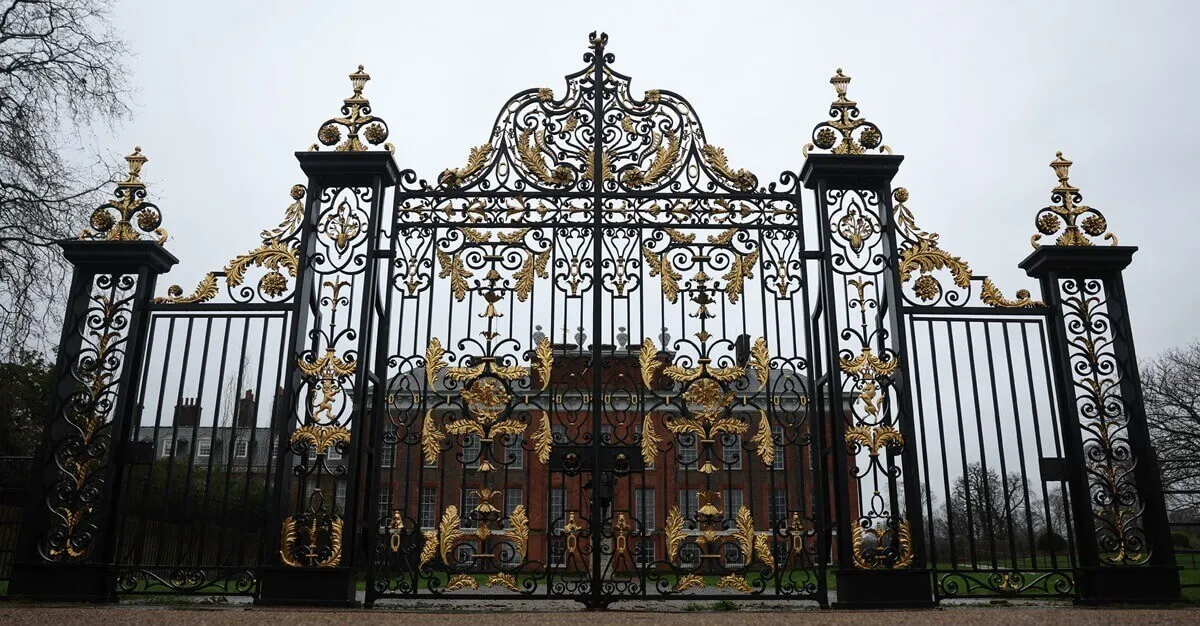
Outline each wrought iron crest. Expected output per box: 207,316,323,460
81,147,167,244
1032,151,1117,248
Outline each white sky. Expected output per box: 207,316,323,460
102,0,1199,359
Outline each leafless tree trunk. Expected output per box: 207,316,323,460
0,0,131,359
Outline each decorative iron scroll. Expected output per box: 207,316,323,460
41,272,137,561
155,184,304,304
819,181,913,569
1032,152,1117,248
81,147,167,244
892,187,1042,308
662,499,775,593
1059,277,1148,565
280,490,344,567
412,502,530,593
311,65,393,154
802,69,891,157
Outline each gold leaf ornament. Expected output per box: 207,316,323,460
751,410,774,467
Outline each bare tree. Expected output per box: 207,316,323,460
949,463,1040,561
1142,341,1200,524
0,0,131,359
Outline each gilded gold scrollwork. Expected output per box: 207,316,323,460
850,518,914,570
279,490,343,568
1031,152,1117,249
156,184,304,304
802,69,891,157
311,65,393,153
81,147,168,245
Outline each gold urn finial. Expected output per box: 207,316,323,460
120,146,148,188
831,68,852,101
1031,151,1117,248
803,68,890,157
80,146,166,244
311,64,393,153
347,65,370,102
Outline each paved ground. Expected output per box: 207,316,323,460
1,604,1199,624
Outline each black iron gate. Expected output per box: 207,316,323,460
5,33,1182,607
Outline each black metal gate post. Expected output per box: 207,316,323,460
257,67,399,607
9,149,178,601
1020,152,1180,603
799,70,933,608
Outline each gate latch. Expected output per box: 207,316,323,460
1039,457,1070,482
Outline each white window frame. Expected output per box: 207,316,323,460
504,434,523,469
197,438,212,459
724,488,744,520
635,488,655,531
772,426,785,470
160,437,174,458
722,434,742,470
420,488,438,529
234,438,249,459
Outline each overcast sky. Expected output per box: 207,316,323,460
100,0,1198,359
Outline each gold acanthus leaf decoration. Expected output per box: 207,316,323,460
754,533,775,572
898,240,972,289
665,506,684,561
663,228,695,244
426,338,446,388
583,149,614,183
750,338,770,388
460,227,492,243
535,336,553,391
436,248,472,302
532,411,552,465
507,505,529,557
325,517,344,567
225,241,299,288
722,249,759,304
735,505,755,560
445,363,485,382
707,227,738,245
514,250,551,302
421,410,444,466
445,574,478,592
486,573,520,592
840,348,899,380
278,518,301,567
751,411,774,468
642,246,681,304
623,130,681,188
439,143,494,189
638,338,661,389
701,144,756,190
891,188,938,246
673,574,705,592
518,127,573,187
980,278,1044,308
845,424,903,457
640,417,660,467
894,519,915,569
438,506,462,565
154,272,218,304
419,529,438,570
716,575,752,592
497,227,531,244
289,424,351,455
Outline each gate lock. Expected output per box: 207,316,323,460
549,444,645,518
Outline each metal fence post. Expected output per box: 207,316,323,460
255,66,399,607
8,149,178,601
798,69,934,608
1019,152,1180,603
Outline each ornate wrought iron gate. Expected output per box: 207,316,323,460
5,33,1182,608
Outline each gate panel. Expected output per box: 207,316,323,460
366,34,827,605
907,316,1076,598
114,310,291,595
